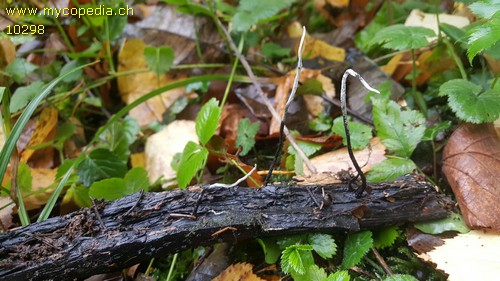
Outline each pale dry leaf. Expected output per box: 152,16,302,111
20,107,58,164
0,197,14,230
23,168,57,210
405,9,470,42
305,137,386,176
212,262,265,281
144,120,198,183
442,123,500,230
419,230,500,281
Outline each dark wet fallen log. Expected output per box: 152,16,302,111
0,175,452,280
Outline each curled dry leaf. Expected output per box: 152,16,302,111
442,123,500,230
213,263,265,281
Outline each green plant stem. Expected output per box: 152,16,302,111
103,17,116,74
443,38,467,80
221,37,244,106
145,258,155,276
166,253,178,281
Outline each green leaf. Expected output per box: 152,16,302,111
235,118,260,156
439,79,500,123
77,148,127,186
332,117,372,150
63,185,92,208
261,42,291,59
296,79,325,97
369,25,435,50
144,46,175,76
177,141,208,188
124,167,150,194
5,58,38,83
10,81,45,112
292,265,327,281
467,15,500,63
326,270,350,281
423,121,451,141
288,141,321,157
18,162,32,192
196,98,221,146
232,0,296,32
281,244,314,275
373,226,400,249
308,233,337,259
366,158,417,183
382,274,418,281
277,235,306,249
342,231,373,269
372,98,426,157
89,167,149,201
60,60,84,83
469,1,500,19
257,238,282,264
101,117,140,161
414,212,470,234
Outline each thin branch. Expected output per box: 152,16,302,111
264,26,306,185
213,17,317,175
340,69,380,197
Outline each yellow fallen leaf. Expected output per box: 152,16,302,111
213,263,265,281
20,107,58,163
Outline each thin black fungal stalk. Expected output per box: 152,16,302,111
264,26,307,186
340,69,380,197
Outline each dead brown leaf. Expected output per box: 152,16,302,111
442,123,500,230
213,263,265,281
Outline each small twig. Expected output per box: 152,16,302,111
371,247,393,275
122,190,145,217
90,199,106,231
208,164,257,188
340,69,380,197
264,26,306,185
213,16,316,175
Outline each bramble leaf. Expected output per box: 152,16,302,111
292,265,328,281
332,116,372,150
308,233,337,259
235,118,260,156
326,270,350,281
467,15,500,63
232,0,296,32
372,98,426,157
469,1,500,19
196,98,221,146
281,244,314,275
342,231,373,269
373,226,400,249
144,46,175,76
369,25,435,50
439,79,500,123
177,141,208,188
366,158,417,183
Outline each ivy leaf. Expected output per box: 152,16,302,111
373,226,400,249
144,46,175,76
89,167,149,201
177,141,208,188
77,148,127,186
342,230,373,269
10,81,45,112
281,244,314,275
235,118,260,156
467,15,500,63
257,238,281,264
332,117,372,150
369,25,435,50
414,212,470,234
326,270,350,281
366,158,417,183
5,58,38,83
308,233,337,259
196,98,221,146
232,0,296,32
382,274,419,281
439,79,500,123
372,98,426,158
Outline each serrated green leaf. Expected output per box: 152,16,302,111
177,141,208,188
77,148,127,186
5,58,38,83
232,0,296,32
196,98,221,145
469,1,500,19
342,231,373,269
292,264,328,281
414,212,470,234
326,270,350,281
372,98,426,157
467,16,500,63
257,238,281,264
277,235,306,249
366,158,416,183
10,81,45,112
370,25,435,51
235,118,260,156
439,79,500,123
281,244,314,275
383,274,419,281
332,117,372,150
144,46,175,76
308,233,337,259
373,226,400,249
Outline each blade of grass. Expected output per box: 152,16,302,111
38,73,251,222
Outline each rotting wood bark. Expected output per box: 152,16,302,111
0,175,452,281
